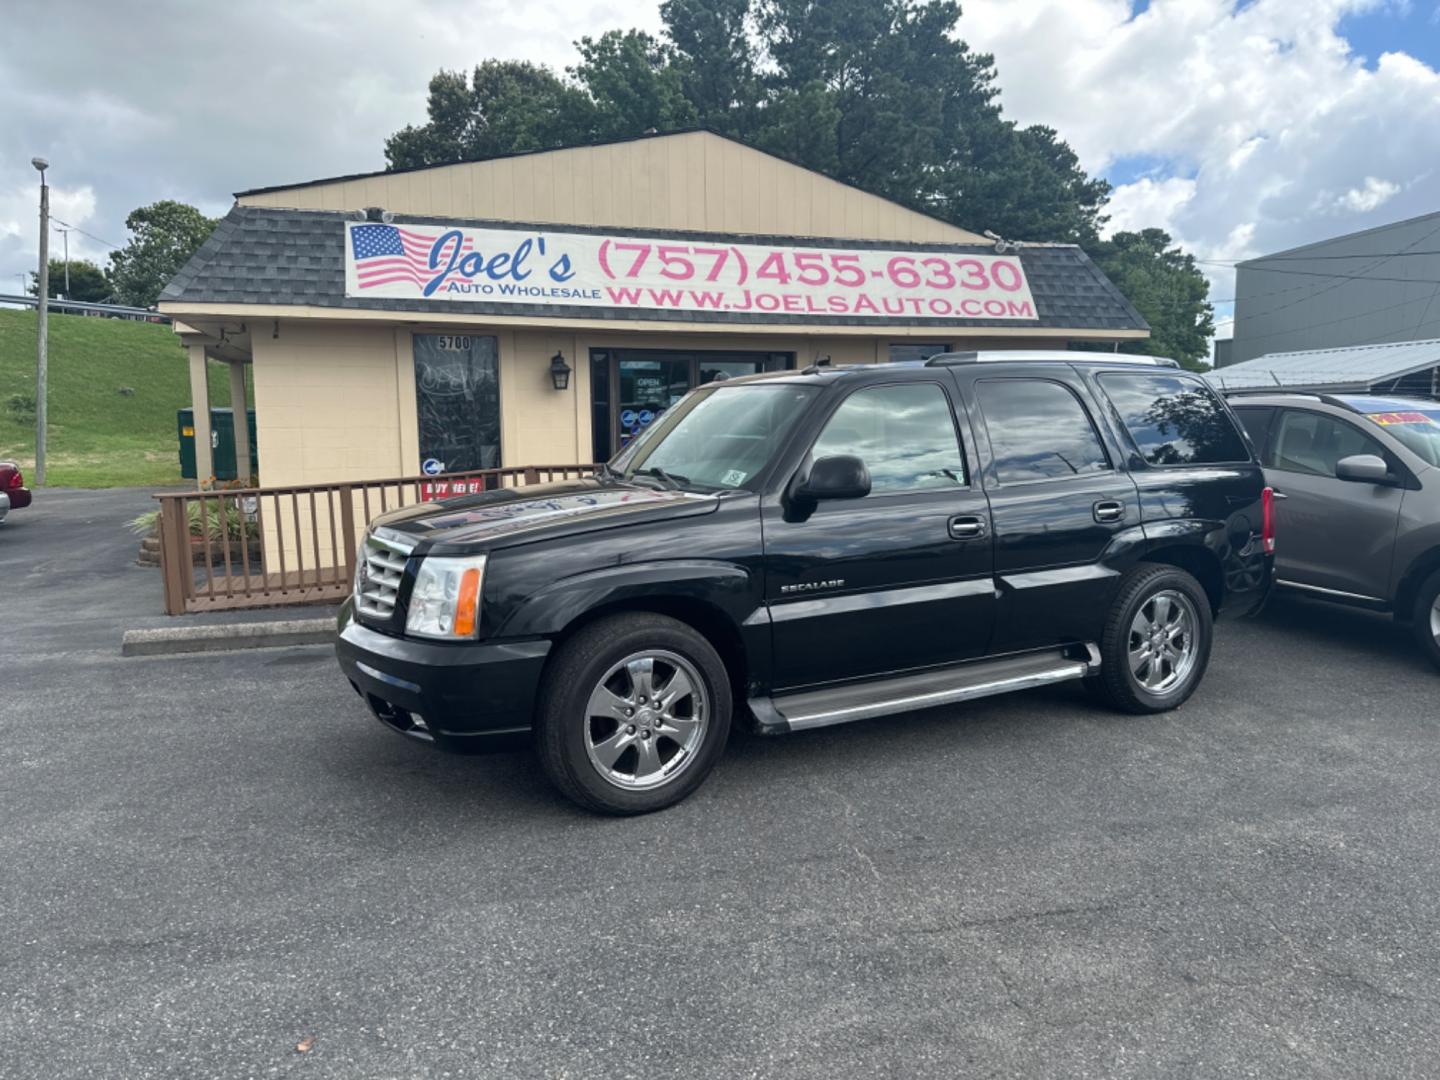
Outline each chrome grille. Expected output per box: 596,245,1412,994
355,533,414,620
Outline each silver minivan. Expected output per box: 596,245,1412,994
1227,393,1440,670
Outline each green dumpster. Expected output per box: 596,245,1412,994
178,408,259,482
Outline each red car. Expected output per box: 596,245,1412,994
0,461,31,524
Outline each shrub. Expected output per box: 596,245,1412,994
128,502,259,541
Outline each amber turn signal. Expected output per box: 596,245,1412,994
453,567,482,637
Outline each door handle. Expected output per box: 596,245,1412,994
1093,500,1125,524
948,515,987,540
1272,490,1289,500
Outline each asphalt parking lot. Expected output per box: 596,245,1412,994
3,490,1440,1079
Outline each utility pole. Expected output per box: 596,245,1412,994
32,156,49,487
57,226,70,299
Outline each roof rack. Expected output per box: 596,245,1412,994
1216,388,1362,412
1216,387,1322,398
924,351,1180,369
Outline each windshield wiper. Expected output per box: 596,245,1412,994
632,466,688,490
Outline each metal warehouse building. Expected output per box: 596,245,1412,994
1223,209,1440,367
1208,338,1440,398
158,129,1148,490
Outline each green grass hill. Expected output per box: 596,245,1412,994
0,307,249,488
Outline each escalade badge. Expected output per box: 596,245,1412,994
780,579,846,595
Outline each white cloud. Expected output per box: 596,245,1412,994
1335,176,1402,212
3,0,1436,337
0,182,101,281
1103,176,1196,237
0,0,663,283
961,0,1440,323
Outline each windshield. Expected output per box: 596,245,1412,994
1363,408,1440,467
612,383,817,490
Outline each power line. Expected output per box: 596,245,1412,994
1233,219,1440,327
48,217,120,250
1197,249,1440,267
1224,286,1440,348
1226,265,1440,286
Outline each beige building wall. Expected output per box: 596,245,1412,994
250,319,1077,488
496,329,1069,467
238,130,986,245
251,321,412,486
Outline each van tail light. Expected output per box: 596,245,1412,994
1261,486,1276,554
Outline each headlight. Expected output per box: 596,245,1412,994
405,554,487,639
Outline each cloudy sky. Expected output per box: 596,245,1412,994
3,0,1438,343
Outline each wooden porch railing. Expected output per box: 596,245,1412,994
154,464,596,615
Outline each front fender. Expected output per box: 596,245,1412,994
494,559,758,640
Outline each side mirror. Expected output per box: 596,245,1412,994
796,455,871,502
1335,453,1393,485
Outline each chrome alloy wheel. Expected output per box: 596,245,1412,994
1431,595,1440,645
1128,589,1200,694
583,650,709,791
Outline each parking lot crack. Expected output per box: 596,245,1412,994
1312,964,1415,1004
902,899,1129,935
811,781,886,885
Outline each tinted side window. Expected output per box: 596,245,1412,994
1272,410,1387,477
811,383,966,493
1099,373,1250,466
975,379,1111,484
1231,406,1276,458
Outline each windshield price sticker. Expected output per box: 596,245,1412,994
346,222,1037,320
1368,411,1435,426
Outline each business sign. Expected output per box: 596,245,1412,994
344,222,1037,321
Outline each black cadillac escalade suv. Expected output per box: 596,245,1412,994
337,352,1274,814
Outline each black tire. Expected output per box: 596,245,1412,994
534,612,733,815
1411,569,1440,673
1091,563,1213,714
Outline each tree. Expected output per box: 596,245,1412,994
385,1,1111,246
382,0,1197,345
661,0,759,133
752,0,1003,218
384,61,595,169
107,201,217,308
939,123,1111,245
28,258,110,302
1088,229,1215,370
571,31,696,141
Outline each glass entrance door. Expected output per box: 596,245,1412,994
413,333,500,473
617,357,691,451
592,349,793,460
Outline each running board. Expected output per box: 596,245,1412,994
769,647,1097,732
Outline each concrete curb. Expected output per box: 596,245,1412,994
121,618,336,657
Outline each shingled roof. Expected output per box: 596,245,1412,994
161,205,1149,333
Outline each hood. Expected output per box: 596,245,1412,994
370,477,719,552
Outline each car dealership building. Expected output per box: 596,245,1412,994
159,129,1149,489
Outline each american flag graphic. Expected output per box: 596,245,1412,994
350,224,472,290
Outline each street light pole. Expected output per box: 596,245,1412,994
32,156,49,487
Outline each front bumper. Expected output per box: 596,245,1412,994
0,491,8,522
335,601,551,754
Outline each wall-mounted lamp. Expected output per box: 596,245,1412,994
549,350,572,391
